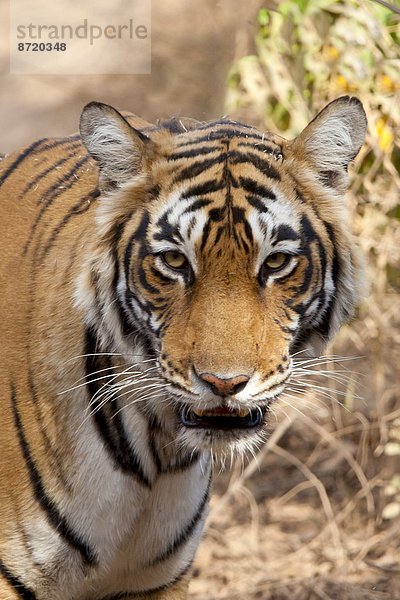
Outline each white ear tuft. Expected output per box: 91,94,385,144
292,96,367,186
80,101,153,187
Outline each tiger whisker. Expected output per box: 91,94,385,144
278,397,311,421
292,367,359,378
80,385,170,428
289,377,351,393
59,368,148,395
281,391,329,412
112,391,169,417
65,352,159,363
288,379,361,400
290,370,357,387
87,364,159,404
292,355,361,369
86,377,165,412
59,358,159,395
285,387,351,412
289,349,310,359
292,361,360,374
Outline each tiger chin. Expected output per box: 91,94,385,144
0,97,366,599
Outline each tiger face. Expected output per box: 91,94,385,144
79,97,367,454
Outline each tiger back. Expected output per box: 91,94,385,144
0,97,366,599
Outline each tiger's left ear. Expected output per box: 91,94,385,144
80,101,156,189
290,96,367,191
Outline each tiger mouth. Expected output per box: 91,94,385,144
179,405,266,429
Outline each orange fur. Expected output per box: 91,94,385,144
0,97,366,599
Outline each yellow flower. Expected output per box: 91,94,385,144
334,74,348,91
377,74,395,94
332,74,358,93
324,45,340,61
376,117,394,152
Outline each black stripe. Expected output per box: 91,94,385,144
301,214,327,297
10,383,97,566
228,150,281,180
199,219,212,252
124,212,149,287
168,146,219,160
147,417,163,473
182,198,213,214
153,224,184,244
125,287,156,320
289,213,329,326
313,221,340,339
0,136,81,189
0,559,37,600
100,559,194,599
208,207,225,222
174,154,226,182
36,154,90,208
146,413,200,474
213,224,225,246
0,139,48,187
272,224,300,244
147,477,211,566
180,178,225,198
112,217,135,338
177,129,263,147
142,559,194,595
85,328,152,488
243,219,254,245
20,143,82,197
325,222,339,286
170,451,200,472
291,215,316,298
23,155,90,255
124,213,162,295
38,188,100,260
231,206,245,224
246,194,270,213
27,367,71,492
150,266,173,284
186,215,197,239
236,176,276,201
237,140,282,156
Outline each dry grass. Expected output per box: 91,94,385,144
191,1,400,598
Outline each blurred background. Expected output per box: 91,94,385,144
1,0,399,598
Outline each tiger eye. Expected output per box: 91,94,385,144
162,251,188,270
264,252,290,271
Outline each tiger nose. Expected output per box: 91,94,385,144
198,373,250,397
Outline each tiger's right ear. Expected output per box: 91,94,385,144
80,101,155,188
289,96,367,193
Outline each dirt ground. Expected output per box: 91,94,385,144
1,1,399,598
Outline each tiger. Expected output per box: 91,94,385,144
0,96,367,599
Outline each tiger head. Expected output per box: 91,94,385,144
78,97,367,454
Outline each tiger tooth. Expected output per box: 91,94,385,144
193,409,206,417
238,408,250,417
